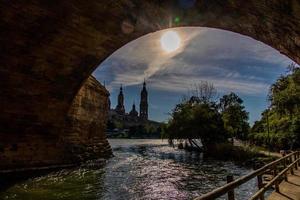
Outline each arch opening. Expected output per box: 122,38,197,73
1,0,300,171
93,27,293,127
2,26,299,200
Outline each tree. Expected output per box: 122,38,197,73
269,63,300,117
163,82,229,151
251,63,300,150
219,92,249,141
187,81,217,104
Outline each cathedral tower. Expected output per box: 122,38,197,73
139,80,148,120
115,85,125,115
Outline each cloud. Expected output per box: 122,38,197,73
93,27,292,95
147,73,269,95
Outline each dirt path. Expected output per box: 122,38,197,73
233,139,281,158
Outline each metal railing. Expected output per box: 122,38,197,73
195,151,300,200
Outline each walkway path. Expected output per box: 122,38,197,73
267,169,300,200
233,139,281,158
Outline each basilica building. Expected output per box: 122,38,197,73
108,81,148,123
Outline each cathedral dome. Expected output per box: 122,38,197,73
129,103,138,117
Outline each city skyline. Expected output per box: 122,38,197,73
93,27,294,124
111,80,148,121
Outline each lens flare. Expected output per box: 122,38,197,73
160,30,181,53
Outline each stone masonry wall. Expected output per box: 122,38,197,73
0,76,111,171
63,76,112,162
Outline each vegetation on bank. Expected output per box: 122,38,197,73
205,143,276,167
162,81,250,153
250,64,300,151
106,120,162,138
162,63,299,163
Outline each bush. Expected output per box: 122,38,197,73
206,143,264,162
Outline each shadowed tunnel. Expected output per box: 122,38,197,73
0,0,300,170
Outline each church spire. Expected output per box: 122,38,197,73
140,79,148,120
115,84,125,115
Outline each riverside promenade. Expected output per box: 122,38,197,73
195,151,300,200
267,169,300,200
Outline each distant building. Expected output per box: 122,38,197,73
108,80,149,123
140,81,148,120
129,103,139,118
115,85,125,115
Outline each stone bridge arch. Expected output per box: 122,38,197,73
0,0,300,169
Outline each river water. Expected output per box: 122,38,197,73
0,139,260,200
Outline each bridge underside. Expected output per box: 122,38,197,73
0,0,300,170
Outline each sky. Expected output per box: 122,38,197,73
93,27,293,124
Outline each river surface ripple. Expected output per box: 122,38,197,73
0,139,260,200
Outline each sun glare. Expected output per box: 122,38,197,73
160,30,181,53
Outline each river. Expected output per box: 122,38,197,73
0,139,260,200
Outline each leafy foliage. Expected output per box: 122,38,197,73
250,64,300,150
219,92,250,140
163,82,249,151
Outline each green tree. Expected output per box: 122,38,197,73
250,63,300,150
219,92,250,141
270,63,300,117
163,82,229,151
164,98,228,150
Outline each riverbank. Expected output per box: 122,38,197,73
207,143,277,168
171,140,278,168
0,164,76,191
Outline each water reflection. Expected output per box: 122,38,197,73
0,139,258,200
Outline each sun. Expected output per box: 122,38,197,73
160,30,181,53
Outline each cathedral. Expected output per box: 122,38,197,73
109,80,148,122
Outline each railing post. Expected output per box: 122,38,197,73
294,154,298,170
257,175,264,200
275,179,280,192
273,165,277,177
283,157,288,181
291,157,294,175
227,175,235,200
273,165,279,192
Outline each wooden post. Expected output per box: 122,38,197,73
275,179,280,192
273,165,280,192
291,158,294,175
273,165,277,177
283,157,288,181
257,175,264,200
294,154,298,170
291,167,294,175
227,175,235,200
